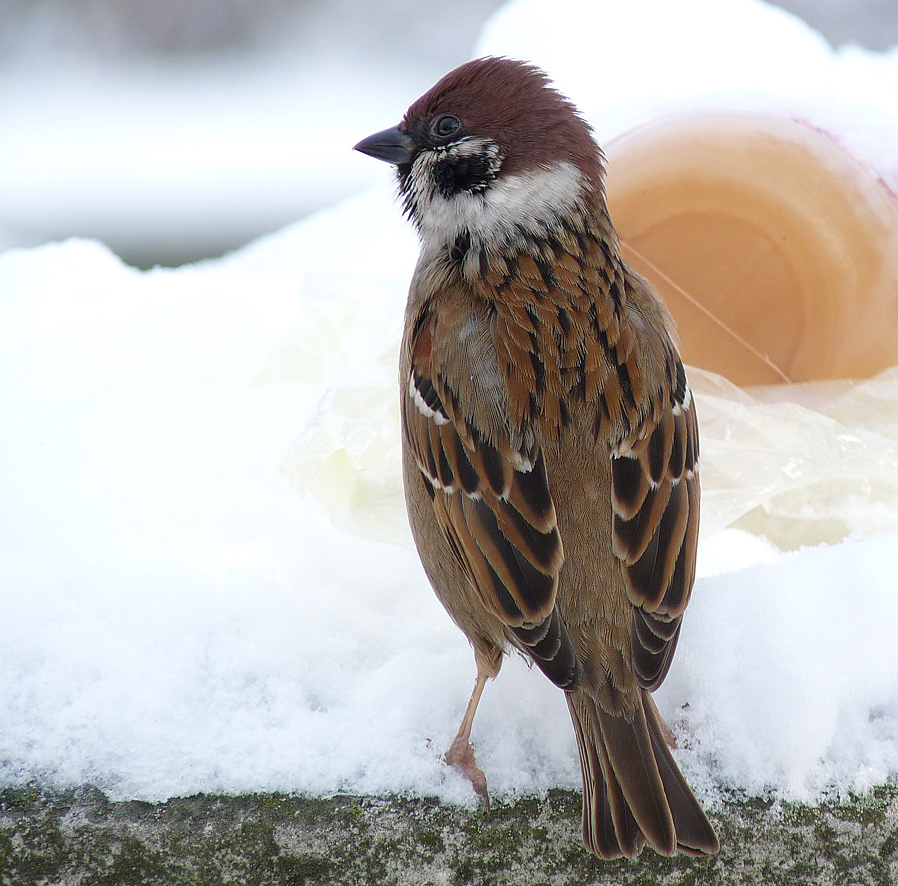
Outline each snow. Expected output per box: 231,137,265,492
0,55,413,267
671,532,898,799
2,0,898,807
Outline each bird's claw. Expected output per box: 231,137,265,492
445,737,490,814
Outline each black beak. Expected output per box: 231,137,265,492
353,125,415,166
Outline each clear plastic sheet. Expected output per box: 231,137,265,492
284,360,898,551
691,366,898,547
282,381,407,546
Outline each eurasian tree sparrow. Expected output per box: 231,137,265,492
355,56,718,860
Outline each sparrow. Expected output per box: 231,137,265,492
354,56,718,860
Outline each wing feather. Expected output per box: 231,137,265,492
611,363,700,690
403,309,579,689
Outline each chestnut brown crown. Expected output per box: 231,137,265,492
403,57,602,179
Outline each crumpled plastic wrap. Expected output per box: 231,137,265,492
282,383,408,545
283,351,898,551
691,366,898,547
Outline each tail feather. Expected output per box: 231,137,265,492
567,690,718,859
644,699,720,855
595,699,677,856
569,701,623,858
571,699,646,858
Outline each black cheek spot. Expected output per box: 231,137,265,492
434,152,496,197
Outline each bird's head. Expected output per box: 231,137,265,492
354,57,605,251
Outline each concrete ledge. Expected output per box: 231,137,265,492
1,785,896,884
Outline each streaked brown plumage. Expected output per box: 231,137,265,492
355,56,718,859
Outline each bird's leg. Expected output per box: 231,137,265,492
445,669,490,811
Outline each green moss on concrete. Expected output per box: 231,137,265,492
0,784,896,885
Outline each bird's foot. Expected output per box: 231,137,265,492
445,736,490,813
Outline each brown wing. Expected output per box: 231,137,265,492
403,309,580,689
610,359,699,690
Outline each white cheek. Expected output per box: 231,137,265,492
485,162,583,236
413,161,584,250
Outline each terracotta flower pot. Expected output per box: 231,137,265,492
604,111,898,386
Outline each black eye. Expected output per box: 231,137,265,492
430,114,462,142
